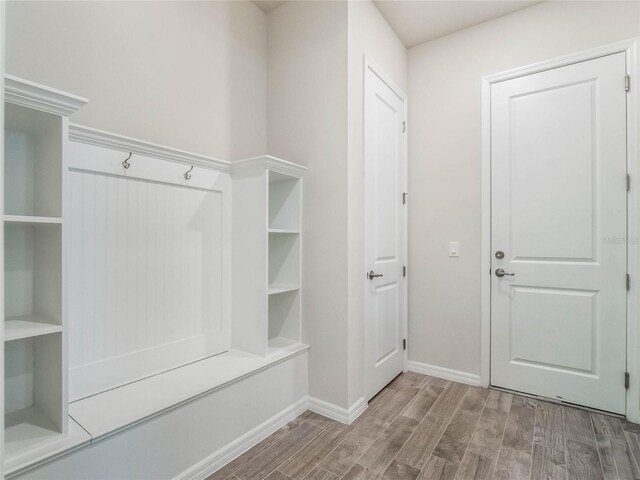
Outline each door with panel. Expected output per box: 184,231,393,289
491,52,628,413
364,61,407,401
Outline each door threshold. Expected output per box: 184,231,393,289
490,385,625,419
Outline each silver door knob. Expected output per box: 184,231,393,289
368,271,383,280
495,268,515,278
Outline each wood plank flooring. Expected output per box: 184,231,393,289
206,372,640,480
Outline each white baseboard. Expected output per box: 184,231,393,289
307,396,368,425
178,393,370,480
177,396,308,480
408,360,482,387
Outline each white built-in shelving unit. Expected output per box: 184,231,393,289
232,156,306,357
3,75,87,468
0,79,309,477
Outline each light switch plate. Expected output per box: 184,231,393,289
449,241,459,257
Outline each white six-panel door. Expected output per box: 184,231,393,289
364,60,407,401
491,52,628,413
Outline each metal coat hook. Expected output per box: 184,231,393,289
122,152,132,170
184,165,194,180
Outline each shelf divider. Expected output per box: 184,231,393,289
4,215,63,225
5,315,62,342
267,285,300,295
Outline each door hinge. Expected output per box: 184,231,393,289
402,192,408,204
403,266,407,277
627,273,631,291
403,339,407,350
626,371,630,389
402,121,406,133
627,174,631,192
626,75,631,92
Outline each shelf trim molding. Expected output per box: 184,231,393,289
69,123,231,172
232,155,307,178
5,74,88,116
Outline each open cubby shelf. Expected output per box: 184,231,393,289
1,78,84,469
4,333,64,456
232,157,306,357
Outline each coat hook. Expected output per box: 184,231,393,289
184,165,194,180
122,152,132,170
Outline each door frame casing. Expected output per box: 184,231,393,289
480,38,640,421
362,55,408,401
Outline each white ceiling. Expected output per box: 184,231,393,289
372,1,543,48
252,0,287,14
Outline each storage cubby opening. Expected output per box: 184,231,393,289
268,290,300,352
268,172,300,231
5,223,62,334
4,103,63,218
4,333,63,455
268,232,300,289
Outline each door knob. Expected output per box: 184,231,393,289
368,271,383,280
495,268,515,278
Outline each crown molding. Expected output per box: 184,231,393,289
5,74,88,116
69,124,231,172
232,155,307,178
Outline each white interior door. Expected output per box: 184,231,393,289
491,52,627,414
364,61,407,401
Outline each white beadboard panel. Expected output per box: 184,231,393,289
67,142,231,401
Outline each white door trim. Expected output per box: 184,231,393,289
481,38,639,421
362,55,409,376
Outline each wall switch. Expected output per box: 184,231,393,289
449,241,459,257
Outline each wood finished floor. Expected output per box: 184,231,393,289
207,371,640,480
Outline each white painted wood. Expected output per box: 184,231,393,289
307,396,368,426
66,141,231,400
232,155,306,179
2,75,85,473
624,40,640,424
268,174,300,231
4,316,62,342
0,10,6,478
67,140,228,191
231,170,269,356
68,123,228,172
4,75,87,118
363,58,407,401
68,346,308,442
490,52,627,414
4,417,90,479
1,10,6,476
267,170,302,346
5,105,63,218
232,156,305,356
267,286,300,295
268,228,300,234
4,334,64,454
407,360,482,387
15,352,308,480
4,216,62,225
268,291,300,344
180,396,309,480
268,233,300,287
481,40,640,409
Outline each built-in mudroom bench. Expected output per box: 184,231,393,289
2,76,310,480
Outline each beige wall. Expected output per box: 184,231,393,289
407,1,640,376
267,0,405,409
347,0,406,406
5,1,267,160
267,0,350,407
